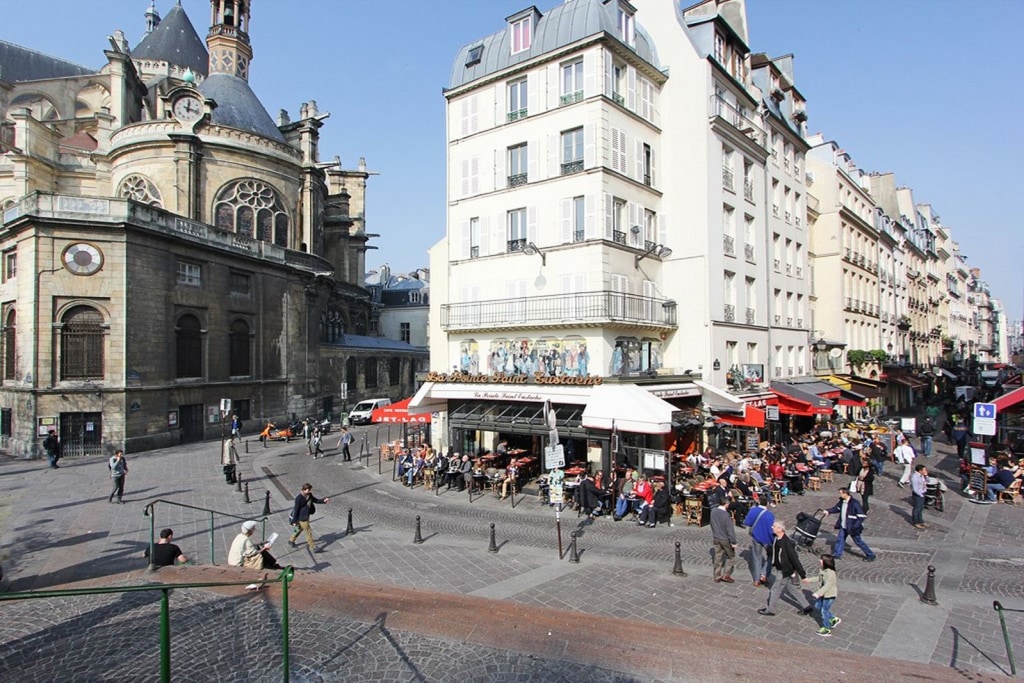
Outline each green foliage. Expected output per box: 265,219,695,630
847,349,868,370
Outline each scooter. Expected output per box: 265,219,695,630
316,417,332,434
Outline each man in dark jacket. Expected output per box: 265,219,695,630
759,521,812,616
43,430,61,469
288,483,330,553
823,487,876,561
918,416,936,457
579,473,602,519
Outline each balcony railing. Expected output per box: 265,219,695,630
722,167,735,191
774,314,781,324
775,366,782,376
787,316,793,326
612,230,627,245
711,95,766,146
797,317,803,327
744,243,755,261
787,366,794,375
470,246,480,259
723,234,735,255
744,180,754,202
507,173,527,187
561,160,584,176
784,211,792,223
773,258,780,271
795,216,801,227
573,229,585,243
560,91,584,106
507,238,527,253
507,108,527,123
798,366,805,375
745,307,756,324
772,204,780,217
611,93,625,106
441,290,677,330
724,304,736,322
795,266,803,277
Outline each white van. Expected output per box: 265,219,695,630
348,398,391,425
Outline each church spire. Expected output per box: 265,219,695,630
144,1,161,34
206,0,253,81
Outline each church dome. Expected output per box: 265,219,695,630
133,3,208,77
198,73,285,142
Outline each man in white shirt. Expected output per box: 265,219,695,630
895,440,916,488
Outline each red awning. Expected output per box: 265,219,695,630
993,386,1024,412
889,375,926,389
771,392,823,417
770,383,833,415
717,406,766,428
837,388,867,407
371,397,432,423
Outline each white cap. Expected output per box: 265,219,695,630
241,520,258,533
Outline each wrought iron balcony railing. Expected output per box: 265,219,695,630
507,173,528,187
612,230,627,245
722,167,735,191
507,238,527,253
507,108,527,123
441,290,677,330
745,307,756,324
724,304,736,322
744,180,754,202
744,243,755,261
561,160,584,175
560,91,584,106
573,230,585,243
723,234,735,255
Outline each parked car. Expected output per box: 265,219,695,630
348,398,391,425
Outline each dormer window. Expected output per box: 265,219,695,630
617,4,635,46
465,45,484,67
714,32,725,64
510,14,533,55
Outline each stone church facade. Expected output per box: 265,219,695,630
0,1,425,457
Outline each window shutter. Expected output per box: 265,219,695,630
628,203,641,247
460,220,471,260
626,66,637,112
527,206,538,245
585,194,597,239
650,145,656,186
468,95,479,135
603,193,614,240
493,214,505,253
547,64,558,109
480,216,491,256
460,158,470,198
610,128,623,174
493,149,505,191
560,198,573,244
548,133,559,178
635,139,644,183
657,213,667,246
469,156,480,196
527,140,538,182
584,121,596,169
603,48,613,97
611,273,628,293
495,82,506,123
583,51,596,99
643,280,657,298
460,99,469,137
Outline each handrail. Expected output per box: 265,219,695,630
0,567,295,682
993,601,1020,676
143,499,268,570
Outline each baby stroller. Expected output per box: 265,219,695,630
924,477,946,512
793,509,826,552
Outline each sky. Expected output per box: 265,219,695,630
3,0,1021,323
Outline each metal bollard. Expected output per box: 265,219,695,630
236,472,242,492
672,541,687,576
346,508,355,535
413,515,424,544
488,523,498,553
262,490,271,516
920,564,938,605
243,482,251,503
568,531,580,564
245,440,249,453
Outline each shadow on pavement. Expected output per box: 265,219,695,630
949,626,1011,676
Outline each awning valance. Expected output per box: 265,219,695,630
784,380,841,399
837,388,867,407
582,384,677,434
889,375,926,389
694,380,746,411
827,376,852,390
993,386,1024,412
770,381,833,415
371,397,431,423
717,405,766,428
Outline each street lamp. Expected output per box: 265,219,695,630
521,241,546,266
634,243,672,268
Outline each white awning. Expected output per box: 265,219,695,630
938,368,957,380
694,380,746,411
581,384,677,434
408,382,446,415
407,380,594,414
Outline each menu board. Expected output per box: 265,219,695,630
969,467,987,495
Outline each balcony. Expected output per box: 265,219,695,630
612,230,627,245
611,93,625,107
772,204,780,217
441,290,677,331
774,314,781,324
784,211,792,223
507,238,527,253
844,297,853,310
795,216,802,227
745,307,756,324
560,160,584,175
773,258,780,272
786,263,792,274
710,95,766,147
787,316,793,327
787,366,794,375
470,246,479,259
722,167,735,191
724,304,736,322
560,91,584,106
573,229,585,243
774,366,782,376
797,366,805,375
797,318,803,327
795,266,803,277
723,234,736,255
744,180,754,202
507,108,527,123
507,173,527,187
744,243,755,261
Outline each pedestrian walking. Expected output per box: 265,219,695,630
822,487,876,561
758,521,813,617
221,438,239,484
868,434,887,476
857,457,876,513
43,429,61,469
910,464,928,529
951,418,969,459
710,498,736,583
311,427,325,458
803,554,840,637
918,416,936,457
108,450,128,503
895,439,916,488
337,426,352,461
230,413,242,440
288,483,330,552
743,501,775,586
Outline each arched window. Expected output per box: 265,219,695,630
388,358,401,385
117,174,163,207
365,359,378,388
3,309,14,381
228,319,251,376
60,306,105,380
345,357,357,392
176,314,203,378
213,179,290,246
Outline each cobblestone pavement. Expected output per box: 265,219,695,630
0,427,1021,681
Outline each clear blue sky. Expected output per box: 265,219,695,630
4,1,1021,323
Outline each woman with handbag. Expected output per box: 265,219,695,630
857,456,876,513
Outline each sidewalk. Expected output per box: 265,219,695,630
0,430,1021,680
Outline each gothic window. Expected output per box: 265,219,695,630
60,306,105,380
346,357,357,392
117,174,163,207
175,314,203,378
3,309,14,381
213,179,290,246
388,358,400,385
365,359,378,388
228,319,251,376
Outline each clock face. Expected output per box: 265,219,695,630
173,95,203,122
63,243,103,276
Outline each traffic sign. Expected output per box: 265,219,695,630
973,402,997,436
544,444,565,470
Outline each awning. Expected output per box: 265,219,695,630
827,376,852,390
694,380,746,411
889,375,927,389
645,382,701,399
839,374,885,399
938,368,958,380
408,382,447,415
993,386,1024,412
582,384,677,434
770,381,833,415
717,405,766,428
783,380,841,399
837,388,867,407
371,397,431,423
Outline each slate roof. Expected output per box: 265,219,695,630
0,40,95,82
132,3,209,77
199,73,285,142
449,0,659,90
328,334,427,353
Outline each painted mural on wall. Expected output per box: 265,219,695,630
458,340,480,373
610,337,663,377
483,337,591,377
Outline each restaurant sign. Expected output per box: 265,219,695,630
425,371,603,386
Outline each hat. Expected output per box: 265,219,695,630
241,521,258,534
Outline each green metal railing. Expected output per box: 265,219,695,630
143,499,268,570
993,600,1020,676
0,567,295,682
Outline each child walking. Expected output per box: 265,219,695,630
804,553,840,637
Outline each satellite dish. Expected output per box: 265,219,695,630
829,348,844,359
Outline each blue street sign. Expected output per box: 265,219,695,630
974,402,996,420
